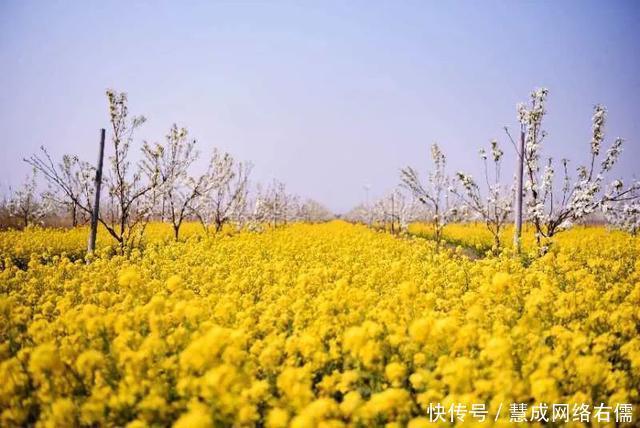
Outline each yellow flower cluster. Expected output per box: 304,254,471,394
408,222,501,253
1,221,639,426
408,222,630,256
0,226,96,266
0,222,205,267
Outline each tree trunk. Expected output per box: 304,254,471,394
391,194,395,235
71,203,78,227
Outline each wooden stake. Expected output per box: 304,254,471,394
88,128,105,253
513,126,525,254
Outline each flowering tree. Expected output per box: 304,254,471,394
297,199,333,223
401,143,460,246
343,203,373,225
7,169,53,228
602,184,640,235
453,139,513,249
372,189,421,235
511,88,639,251
144,124,212,240
191,149,252,233
253,180,299,227
26,151,95,226
27,90,162,249
100,90,164,248
372,192,397,233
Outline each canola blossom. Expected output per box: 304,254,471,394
1,221,639,426
0,222,205,267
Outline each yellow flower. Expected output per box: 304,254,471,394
1,221,638,426
49,398,77,427
340,391,362,416
118,267,142,287
385,362,406,386
277,367,313,409
362,388,410,417
174,402,212,428
166,274,183,292
266,408,289,428
409,318,432,344
492,272,512,292
75,349,105,379
28,343,63,377
407,417,430,428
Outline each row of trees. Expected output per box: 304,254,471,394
2,90,332,247
347,88,639,252
4,87,638,254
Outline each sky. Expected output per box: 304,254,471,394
1,0,638,213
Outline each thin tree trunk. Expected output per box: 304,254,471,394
391,194,395,235
71,203,78,227
88,129,105,254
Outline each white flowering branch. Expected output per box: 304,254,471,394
191,149,252,233
371,188,422,234
453,139,513,249
25,149,95,226
6,169,54,228
143,124,211,240
512,89,638,251
253,180,299,228
297,199,333,223
400,143,461,246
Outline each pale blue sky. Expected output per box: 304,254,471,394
1,0,638,213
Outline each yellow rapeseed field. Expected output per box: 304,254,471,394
1,221,639,426
0,222,206,266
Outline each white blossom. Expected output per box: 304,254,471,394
400,143,462,245
191,149,252,233
512,88,638,250
7,169,54,227
252,180,299,227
